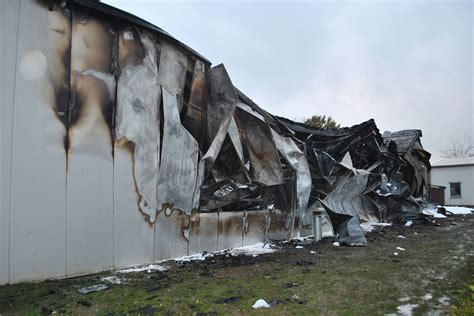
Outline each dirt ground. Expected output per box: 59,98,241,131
0,215,473,315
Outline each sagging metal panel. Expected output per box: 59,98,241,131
206,64,238,142
243,210,269,245
234,108,284,186
113,25,159,267
218,211,244,250
66,6,116,275
271,130,312,230
0,0,21,285
157,41,187,112
188,212,219,255
156,87,199,214
9,0,69,282
154,207,190,260
181,60,208,151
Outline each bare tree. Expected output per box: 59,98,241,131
440,135,474,158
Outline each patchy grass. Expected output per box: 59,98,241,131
0,216,473,315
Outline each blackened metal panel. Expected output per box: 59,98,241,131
154,207,190,260
0,0,21,285
234,108,284,186
188,212,219,255
218,211,244,250
156,87,199,214
181,60,208,150
9,0,70,282
66,6,116,275
206,64,238,142
113,25,158,268
268,209,292,240
271,130,311,232
243,210,269,246
157,41,187,111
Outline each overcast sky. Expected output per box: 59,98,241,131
104,0,472,160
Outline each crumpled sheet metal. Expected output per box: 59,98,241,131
271,130,311,227
156,87,199,215
234,107,284,186
206,64,238,142
116,26,160,222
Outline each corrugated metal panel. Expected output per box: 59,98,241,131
0,0,21,285
188,212,219,255
430,165,474,205
9,0,69,282
154,207,190,260
66,6,116,275
243,210,269,245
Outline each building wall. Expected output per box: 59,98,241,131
430,165,474,206
0,0,298,285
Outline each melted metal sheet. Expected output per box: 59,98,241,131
116,26,160,222
156,87,199,214
271,130,311,229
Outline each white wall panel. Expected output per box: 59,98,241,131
0,0,21,285
9,0,69,282
431,166,474,206
66,7,115,275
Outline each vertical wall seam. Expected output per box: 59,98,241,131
64,2,74,277
111,17,120,269
8,0,23,284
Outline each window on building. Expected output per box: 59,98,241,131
450,182,462,198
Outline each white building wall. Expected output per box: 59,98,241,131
430,165,474,206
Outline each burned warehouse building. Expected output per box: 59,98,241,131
0,0,432,284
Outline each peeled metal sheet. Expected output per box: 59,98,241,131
9,0,69,282
227,117,245,164
113,25,158,268
66,7,116,275
154,207,190,260
218,212,244,250
188,212,219,255
181,60,208,150
271,130,312,230
234,108,284,186
158,41,187,112
206,64,238,141
243,210,269,246
156,87,199,214
0,0,21,285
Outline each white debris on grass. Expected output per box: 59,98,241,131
394,252,399,256
228,242,276,256
101,276,125,284
252,299,271,309
77,284,109,294
291,236,313,242
438,296,450,306
422,208,447,218
442,206,474,215
117,264,169,273
333,242,340,246
405,220,413,227
360,222,392,233
398,235,406,239
397,303,419,316
398,296,410,302
423,293,433,300
174,253,212,262
310,251,316,254
396,247,406,251
295,245,304,249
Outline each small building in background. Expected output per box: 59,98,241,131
430,157,474,207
